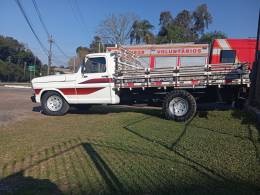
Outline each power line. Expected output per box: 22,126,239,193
52,55,68,65
67,0,88,36
31,0,70,61
74,0,88,30
14,0,48,56
31,0,50,37
54,43,70,59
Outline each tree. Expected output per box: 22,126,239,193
130,20,154,44
198,31,227,44
158,11,174,37
174,10,198,42
68,35,110,72
192,4,213,35
67,46,91,72
159,11,173,27
97,13,138,45
0,60,9,81
158,10,195,43
89,36,103,53
157,24,192,44
76,46,91,59
174,10,192,28
157,10,195,43
0,35,42,82
157,4,214,44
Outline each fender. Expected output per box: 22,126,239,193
35,88,77,104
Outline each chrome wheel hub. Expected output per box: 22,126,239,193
47,95,63,112
169,97,189,116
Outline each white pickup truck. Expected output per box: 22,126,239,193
31,50,250,122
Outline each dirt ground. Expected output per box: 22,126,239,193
0,86,42,126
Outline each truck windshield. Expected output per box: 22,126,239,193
84,57,106,73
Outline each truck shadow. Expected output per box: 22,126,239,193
32,104,163,118
33,102,239,120
1,137,259,194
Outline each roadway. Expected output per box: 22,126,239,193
0,86,42,126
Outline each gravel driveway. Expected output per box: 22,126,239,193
0,86,42,126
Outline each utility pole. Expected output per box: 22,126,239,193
249,10,260,105
73,56,76,73
48,35,54,75
23,61,26,79
34,56,36,78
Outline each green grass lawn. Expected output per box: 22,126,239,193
0,106,259,194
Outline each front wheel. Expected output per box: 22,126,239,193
163,90,196,122
41,91,70,116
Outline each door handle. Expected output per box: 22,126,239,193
101,75,108,78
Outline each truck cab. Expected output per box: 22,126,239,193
76,53,119,104
31,53,119,116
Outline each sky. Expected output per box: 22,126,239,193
0,0,259,66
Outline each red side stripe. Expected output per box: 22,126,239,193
191,80,199,85
127,82,134,87
79,78,113,84
151,81,162,86
59,88,76,95
76,87,104,95
150,56,155,70
34,88,103,96
177,56,180,68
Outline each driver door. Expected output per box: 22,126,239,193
76,56,112,104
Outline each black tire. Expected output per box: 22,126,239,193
163,90,196,122
41,91,70,116
234,98,246,110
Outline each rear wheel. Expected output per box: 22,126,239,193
41,91,70,116
163,90,196,122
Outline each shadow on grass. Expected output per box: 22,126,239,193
33,102,236,119
82,143,125,194
0,172,63,194
196,109,260,164
231,109,260,130
231,109,260,163
193,105,260,163
33,104,163,118
123,117,229,181
123,115,260,194
1,137,259,194
192,122,260,163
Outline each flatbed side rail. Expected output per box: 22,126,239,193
113,63,250,89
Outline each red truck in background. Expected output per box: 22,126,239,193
107,38,259,71
210,39,258,69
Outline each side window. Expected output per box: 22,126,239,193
220,50,236,63
85,57,106,73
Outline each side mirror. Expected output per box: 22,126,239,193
81,63,88,78
81,64,85,74
81,58,87,74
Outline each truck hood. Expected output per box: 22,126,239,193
32,73,77,83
